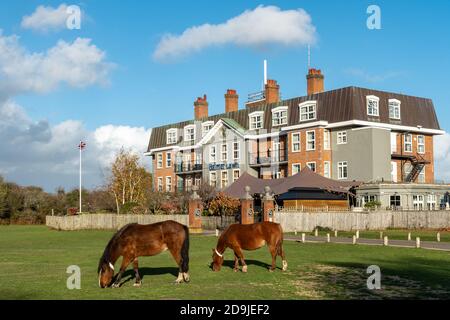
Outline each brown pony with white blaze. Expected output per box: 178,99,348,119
98,220,190,288
211,222,287,273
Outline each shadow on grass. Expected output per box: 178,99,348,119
300,256,450,299
118,266,179,285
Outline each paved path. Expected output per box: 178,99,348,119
284,234,450,251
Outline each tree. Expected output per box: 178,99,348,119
0,176,8,219
107,148,152,214
208,192,240,217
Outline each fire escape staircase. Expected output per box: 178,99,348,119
392,153,430,182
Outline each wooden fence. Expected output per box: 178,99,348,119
274,210,450,232
46,214,238,231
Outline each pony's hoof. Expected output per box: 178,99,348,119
183,274,190,283
242,266,248,273
175,279,183,284
133,282,142,287
111,283,120,288
233,268,238,273
268,268,274,273
282,261,288,271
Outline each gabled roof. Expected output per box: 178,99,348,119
223,167,362,199
148,86,441,151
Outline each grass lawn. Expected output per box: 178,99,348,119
302,229,450,242
1,225,450,300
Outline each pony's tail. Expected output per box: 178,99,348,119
180,225,190,273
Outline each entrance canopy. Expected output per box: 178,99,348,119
223,167,362,199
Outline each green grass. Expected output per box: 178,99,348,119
298,229,450,242
1,226,450,300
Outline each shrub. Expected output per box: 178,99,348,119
364,201,381,210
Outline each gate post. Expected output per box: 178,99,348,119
240,186,254,225
188,187,203,234
262,186,275,222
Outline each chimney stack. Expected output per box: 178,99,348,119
194,94,208,120
306,68,324,96
265,79,280,104
225,89,239,113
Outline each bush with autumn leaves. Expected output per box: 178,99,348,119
206,192,240,217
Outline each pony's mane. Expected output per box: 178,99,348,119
97,223,136,272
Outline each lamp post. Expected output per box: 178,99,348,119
78,141,86,214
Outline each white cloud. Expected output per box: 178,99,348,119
434,133,450,182
21,4,73,32
153,5,316,61
0,101,152,191
0,32,114,98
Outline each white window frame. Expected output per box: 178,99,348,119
417,135,425,154
338,161,348,180
157,177,163,192
306,161,316,172
221,171,228,189
209,145,217,163
404,134,412,153
221,143,228,162
324,161,330,178
299,101,317,122
366,95,380,117
413,195,424,211
427,194,437,210
292,132,301,152
233,142,240,160
233,169,240,182
249,111,264,130
388,99,401,120
156,153,163,169
272,106,288,126
184,125,196,142
391,132,397,154
418,166,426,183
166,152,172,168
292,163,301,175
165,176,172,192
323,130,330,150
306,130,316,151
166,128,177,145
337,131,348,145
210,172,217,187
202,121,214,137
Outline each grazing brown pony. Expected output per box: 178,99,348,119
211,222,287,273
98,220,190,288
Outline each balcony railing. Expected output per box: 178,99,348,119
249,149,288,166
175,162,203,174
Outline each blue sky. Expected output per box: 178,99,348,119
1,0,450,191
1,0,449,130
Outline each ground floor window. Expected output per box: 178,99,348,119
364,195,378,204
221,171,228,189
292,163,301,175
306,162,316,172
427,194,437,210
210,172,217,187
195,177,201,187
324,161,330,178
165,176,172,192
413,195,424,210
157,177,163,192
338,161,348,179
390,195,401,208
233,169,240,182
185,176,193,192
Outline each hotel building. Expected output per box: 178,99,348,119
146,68,444,207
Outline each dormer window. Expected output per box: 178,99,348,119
299,101,317,122
184,125,196,142
166,128,177,144
272,106,288,126
249,111,264,130
389,99,401,120
366,95,379,116
202,121,214,137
